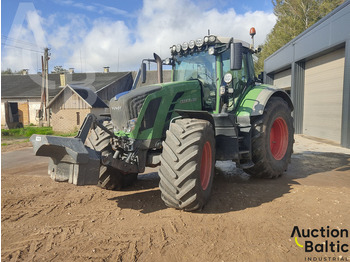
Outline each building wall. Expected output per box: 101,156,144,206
50,88,90,111
29,102,41,125
51,108,107,133
51,108,91,132
1,99,41,127
264,2,350,148
273,69,291,91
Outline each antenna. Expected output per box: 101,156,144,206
208,29,210,35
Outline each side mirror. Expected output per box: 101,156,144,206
141,62,147,83
230,42,242,70
258,72,264,83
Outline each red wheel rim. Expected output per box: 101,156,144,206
270,117,288,160
200,141,212,190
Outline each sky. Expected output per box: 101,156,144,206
1,0,276,74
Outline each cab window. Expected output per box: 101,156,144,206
222,48,252,111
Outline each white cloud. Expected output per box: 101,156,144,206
68,0,276,72
2,0,276,73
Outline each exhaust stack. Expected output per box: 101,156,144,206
153,53,163,83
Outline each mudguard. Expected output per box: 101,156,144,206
236,84,293,126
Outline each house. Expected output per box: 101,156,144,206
264,1,350,148
1,73,62,127
47,84,108,132
1,71,133,131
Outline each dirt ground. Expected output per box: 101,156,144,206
1,135,350,261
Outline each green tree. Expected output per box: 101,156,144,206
51,66,67,73
255,0,345,75
1,68,13,75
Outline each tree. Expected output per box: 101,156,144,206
51,66,67,74
1,68,13,75
255,0,345,75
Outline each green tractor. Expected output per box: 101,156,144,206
31,28,294,211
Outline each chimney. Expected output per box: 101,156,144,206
60,73,66,87
103,66,110,73
68,68,74,74
22,69,29,75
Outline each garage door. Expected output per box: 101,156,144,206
273,68,291,92
304,48,345,143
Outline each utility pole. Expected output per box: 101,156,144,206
41,47,50,126
44,47,50,126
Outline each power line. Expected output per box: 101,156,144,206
1,42,44,54
1,35,44,49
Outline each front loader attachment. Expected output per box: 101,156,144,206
30,114,101,186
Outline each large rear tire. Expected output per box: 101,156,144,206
159,118,215,211
86,120,137,190
244,97,294,178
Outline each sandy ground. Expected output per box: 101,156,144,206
1,135,350,261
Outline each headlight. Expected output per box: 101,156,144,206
189,40,195,49
208,35,216,43
224,73,233,84
208,46,215,55
204,36,209,43
196,38,203,47
164,57,171,65
220,86,226,96
182,42,188,51
171,45,176,53
176,44,181,53
125,118,137,133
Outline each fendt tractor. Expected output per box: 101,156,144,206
31,28,294,211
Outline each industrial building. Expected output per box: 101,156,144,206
264,1,350,148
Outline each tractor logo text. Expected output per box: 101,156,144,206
179,98,197,104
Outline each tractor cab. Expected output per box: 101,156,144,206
168,35,256,114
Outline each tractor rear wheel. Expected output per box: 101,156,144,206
244,97,294,178
86,120,137,190
159,118,215,211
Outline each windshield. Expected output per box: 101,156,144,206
173,52,216,110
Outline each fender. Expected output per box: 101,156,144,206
236,84,294,126
175,110,215,128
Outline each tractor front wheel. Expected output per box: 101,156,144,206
159,118,215,211
244,97,294,178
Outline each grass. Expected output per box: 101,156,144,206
1,126,78,140
1,126,54,138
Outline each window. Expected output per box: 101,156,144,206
173,52,217,111
76,112,80,125
221,48,253,111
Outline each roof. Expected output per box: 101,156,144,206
47,84,108,108
1,74,61,98
63,72,130,91
1,72,131,99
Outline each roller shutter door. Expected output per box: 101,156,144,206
303,48,345,143
273,69,291,91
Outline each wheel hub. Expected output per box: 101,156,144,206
200,141,212,190
270,117,288,160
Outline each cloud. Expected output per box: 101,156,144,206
2,0,276,73
68,0,276,72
